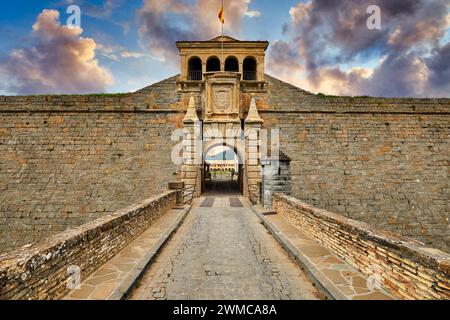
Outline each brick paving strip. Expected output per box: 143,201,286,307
252,205,394,300
200,197,215,208
129,196,324,300
229,198,244,208
63,205,191,300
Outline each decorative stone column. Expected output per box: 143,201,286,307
202,62,206,78
244,94,263,201
182,94,202,195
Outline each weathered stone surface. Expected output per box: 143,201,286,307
0,191,176,300
0,96,183,252
273,193,450,300
0,72,449,256
130,196,322,300
256,84,449,253
262,156,292,207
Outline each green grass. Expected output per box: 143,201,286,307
316,92,338,98
316,92,376,99
8,93,129,98
84,93,128,97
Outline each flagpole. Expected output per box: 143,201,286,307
221,0,224,69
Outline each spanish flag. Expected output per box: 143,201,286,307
218,2,224,24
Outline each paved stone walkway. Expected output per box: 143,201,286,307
129,196,323,300
63,205,190,300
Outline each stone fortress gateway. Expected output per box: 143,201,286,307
176,36,270,199
0,35,449,263
175,36,450,256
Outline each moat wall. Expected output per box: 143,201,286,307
273,193,450,300
0,74,449,254
0,191,176,300
0,93,184,253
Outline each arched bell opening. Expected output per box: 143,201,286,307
225,56,239,72
206,56,221,72
243,57,257,80
188,57,202,80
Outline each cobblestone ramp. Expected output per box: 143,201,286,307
129,197,323,300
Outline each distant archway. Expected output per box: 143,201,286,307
243,57,257,80
225,56,239,72
206,57,221,72
188,57,202,80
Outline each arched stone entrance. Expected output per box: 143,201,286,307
202,143,244,195
177,37,269,202
181,80,264,201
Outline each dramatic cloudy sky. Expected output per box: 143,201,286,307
0,0,449,97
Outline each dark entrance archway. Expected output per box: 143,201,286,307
202,144,243,196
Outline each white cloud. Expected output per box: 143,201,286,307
245,10,261,18
97,43,163,62
138,0,256,62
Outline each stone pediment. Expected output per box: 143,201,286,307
209,35,240,42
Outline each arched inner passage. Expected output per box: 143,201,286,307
206,57,221,72
203,145,243,196
225,57,239,72
188,57,202,80
243,57,257,80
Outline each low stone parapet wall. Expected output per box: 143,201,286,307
272,193,450,300
0,191,177,300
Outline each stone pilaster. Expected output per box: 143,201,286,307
244,95,263,200
182,94,201,195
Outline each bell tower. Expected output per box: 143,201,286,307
176,36,269,93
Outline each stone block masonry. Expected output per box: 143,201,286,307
263,111,449,253
273,193,450,300
0,92,184,253
0,191,176,300
254,80,450,253
0,73,449,257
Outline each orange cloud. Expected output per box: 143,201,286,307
2,9,112,95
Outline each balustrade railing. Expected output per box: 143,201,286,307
182,185,195,205
243,71,257,81
188,70,203,81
